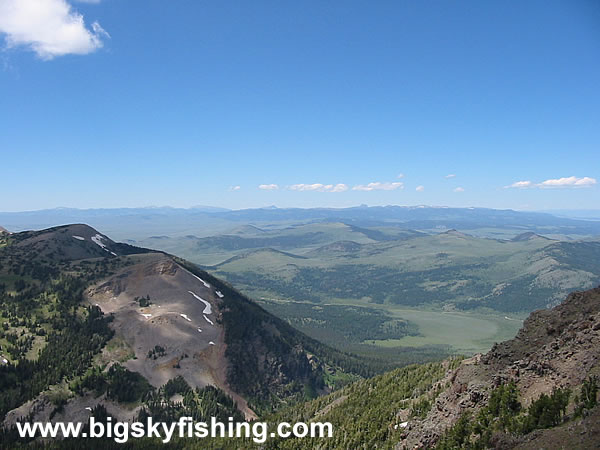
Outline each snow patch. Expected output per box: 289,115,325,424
209,341,215,346
141,314,152,318
203,315,214,325
180,313,192,322
91,234,107,249
191,273,210,288
85,407,92,411
197,328,202,333
72,235,85,241
188,291,212,314
215,291,224,299
91,233,118,256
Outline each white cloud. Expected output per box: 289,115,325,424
505,180,533,189
539,176,596,188
229,185,241,191
258,184,279,190
288,183,348,193
352,182,404,191
415,185,425,192
397,173,404,179
445,174,456,179
504,176,597,189
0,0,108,60
453,187,465,192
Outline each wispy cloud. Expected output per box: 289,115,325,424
505,180,534,189
453,187,465,192
415,185,425,192
258,184,279,190
445,174,456,179
0,0,108,60
229,185,241,191
505,176,596,189
288,183,348,193
352,182,404,191
397,173,405,179
539,176,596,188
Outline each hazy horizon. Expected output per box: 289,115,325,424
2,204,600,217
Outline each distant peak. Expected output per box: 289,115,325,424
312,240,363,253
189,205,231,212
56,223,102,235
8,224,124,262
440,229,468,237
511,232,550,242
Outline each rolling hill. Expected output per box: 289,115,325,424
206,228,600,313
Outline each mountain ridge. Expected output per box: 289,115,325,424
0,224,368,431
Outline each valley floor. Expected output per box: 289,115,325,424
256,295,525,355
361,305,524,354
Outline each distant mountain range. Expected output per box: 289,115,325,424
2,205,600,241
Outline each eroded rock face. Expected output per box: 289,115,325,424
398,287,600,449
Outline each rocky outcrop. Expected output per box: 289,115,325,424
399,287,600,449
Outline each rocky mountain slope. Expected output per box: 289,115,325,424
0,224,364,434
398,286,600,447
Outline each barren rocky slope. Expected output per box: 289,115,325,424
399,287,600,448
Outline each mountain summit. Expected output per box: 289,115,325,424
511,231,552,242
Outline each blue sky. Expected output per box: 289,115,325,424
1,0,599,212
